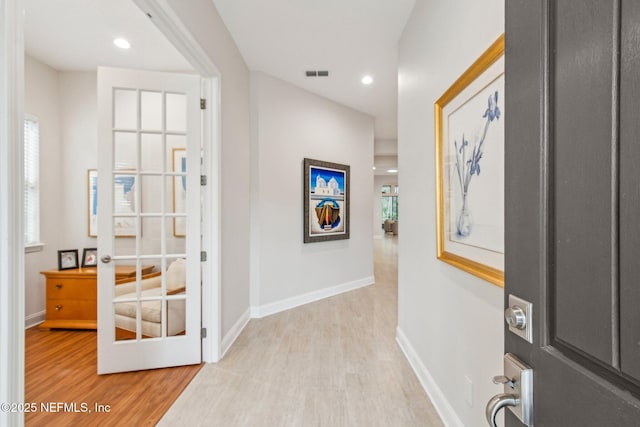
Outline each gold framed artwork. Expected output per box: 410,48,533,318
435,34,505,287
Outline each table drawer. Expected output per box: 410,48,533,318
46,279,96,300
46,299,96,321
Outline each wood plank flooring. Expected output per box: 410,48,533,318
25,328,202,426
159,235,443,426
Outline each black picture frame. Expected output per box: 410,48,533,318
81,248,98,268
303,158,350,243
58,249,79,270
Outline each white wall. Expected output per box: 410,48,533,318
250,72,374,313
397,1,505,426
23,55,62,327
23,64,99,327
57,72,98,251
374,138,398,156
373,175,397,239
165,0,251,339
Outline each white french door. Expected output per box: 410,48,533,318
97,67,201,374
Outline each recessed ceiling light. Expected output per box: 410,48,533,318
387,169,398,173
361,75,373,85
113,38,131,49
372,166,376,170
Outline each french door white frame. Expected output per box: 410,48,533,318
0,0,221,424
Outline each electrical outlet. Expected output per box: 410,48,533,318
464,376,473,407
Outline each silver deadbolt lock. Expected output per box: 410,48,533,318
505,295,533,343
505,305,526,330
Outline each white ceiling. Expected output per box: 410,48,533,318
23,0,406,173
211,0,415,141
23,0,192,72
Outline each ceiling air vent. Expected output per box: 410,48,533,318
305,70,329,77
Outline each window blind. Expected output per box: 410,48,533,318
24,116,40,246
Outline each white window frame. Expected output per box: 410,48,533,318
23,114,42,252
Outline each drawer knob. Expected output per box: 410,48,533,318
55,305,63,311
55,284,63,290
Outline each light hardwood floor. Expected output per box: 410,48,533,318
160,235,443,426
24,326,202,426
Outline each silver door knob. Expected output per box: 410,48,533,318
505,305,527,330
100,254,112,264
486,393,519,427
489,353,534,426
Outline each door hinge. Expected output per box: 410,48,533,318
201,175,207,186
200,98,206,109
201,327,207,338
201,251,207,262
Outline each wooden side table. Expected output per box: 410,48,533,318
39,265,154,330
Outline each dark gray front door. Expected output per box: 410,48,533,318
505,0,640,425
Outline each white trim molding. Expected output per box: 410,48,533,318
396,327,464,427
132,0,222,364
0,0,25,425
221,309,250,359
251,276,375,319
24,311,45,330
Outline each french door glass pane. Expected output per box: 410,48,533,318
114,132,137,171
114,89,137,129
141,133,163,172
141,175,164,214
166,93,187,132
141,91,163,131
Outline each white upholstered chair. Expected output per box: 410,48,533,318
113,259,186,339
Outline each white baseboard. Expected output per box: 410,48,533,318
25,311,45,329
396,326,464,427
221,308,250,359
250,276,375,319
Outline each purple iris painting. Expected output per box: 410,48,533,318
453,90,501,237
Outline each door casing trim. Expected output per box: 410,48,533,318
132,0,222,363
0,0,25,425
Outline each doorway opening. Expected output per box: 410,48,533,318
1,0,223,422
381,184,399,235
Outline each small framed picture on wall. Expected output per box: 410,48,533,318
58,249,79,270
81,248,98,268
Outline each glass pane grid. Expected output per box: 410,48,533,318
111,85,191,343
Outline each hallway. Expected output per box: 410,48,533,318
160,235,443,426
